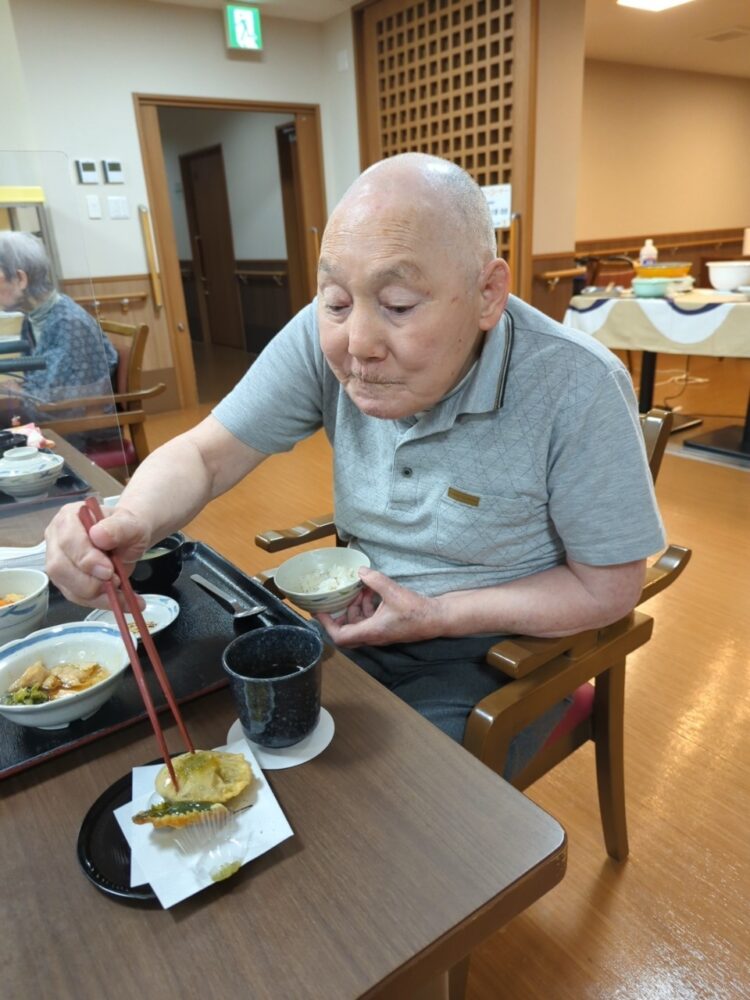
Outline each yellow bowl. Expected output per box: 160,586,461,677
634,261,692,279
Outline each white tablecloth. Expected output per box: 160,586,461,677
564,293,750,358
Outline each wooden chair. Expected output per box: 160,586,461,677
38,320,165,476
253,408,691,862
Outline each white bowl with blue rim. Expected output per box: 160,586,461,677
0,568,49,645
0,446,65,500
0,621,130,730
274,547,371,615
85,593,180,641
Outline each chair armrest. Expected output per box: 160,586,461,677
37,383,166,413
255,513,337,553
486,629,600,679
638,544,691,604
252,569,286,599
485,543,691,680
465,611,654,773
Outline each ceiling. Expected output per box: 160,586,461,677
149,0,750,79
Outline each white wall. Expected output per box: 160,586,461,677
160,108,292,260
577,60,750,240
6,0,360,279
0,0,35,152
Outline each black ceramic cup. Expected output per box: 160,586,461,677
131,532,185,593
222,625,323,748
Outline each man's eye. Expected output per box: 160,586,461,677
386,304,414,315
325,302,348,314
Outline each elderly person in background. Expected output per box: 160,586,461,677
45,153,665,778
0,230,117,424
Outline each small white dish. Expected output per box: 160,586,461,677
85,595,179,640
226,707,335,770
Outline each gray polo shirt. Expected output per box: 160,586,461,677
213,295,665,597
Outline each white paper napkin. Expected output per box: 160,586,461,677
0,541,47,571
114,739,293,908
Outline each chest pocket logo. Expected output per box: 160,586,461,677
435,487,538,566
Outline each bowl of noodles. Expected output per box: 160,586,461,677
0,568,49,645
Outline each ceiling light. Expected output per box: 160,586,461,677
617,0,695,11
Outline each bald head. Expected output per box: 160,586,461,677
326,154,497,281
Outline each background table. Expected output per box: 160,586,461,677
564,292,750,459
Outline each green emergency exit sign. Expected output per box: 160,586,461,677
225,4,263,51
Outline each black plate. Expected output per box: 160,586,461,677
77,767,157,903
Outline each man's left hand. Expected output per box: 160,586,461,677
316,567,439,647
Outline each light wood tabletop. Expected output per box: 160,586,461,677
1,434,567,1000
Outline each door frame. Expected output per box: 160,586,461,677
134,93,328,409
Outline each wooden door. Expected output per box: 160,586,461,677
180,145,244,349
354,0,537,298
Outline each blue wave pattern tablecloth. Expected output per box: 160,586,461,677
564,293,750,358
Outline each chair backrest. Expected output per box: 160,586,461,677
640,408,672,481
99,319,149,402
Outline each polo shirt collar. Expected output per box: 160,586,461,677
412,306,514,436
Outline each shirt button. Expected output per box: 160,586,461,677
402,466,413,477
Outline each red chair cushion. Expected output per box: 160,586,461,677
84,436,137,470
544,682,595,747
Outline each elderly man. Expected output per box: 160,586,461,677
0,230,117,423
45,154,664,777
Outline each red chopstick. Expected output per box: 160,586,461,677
78,497,195,788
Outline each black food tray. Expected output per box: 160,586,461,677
0,540,308,779
0,460,92,513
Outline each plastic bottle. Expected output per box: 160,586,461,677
639,238,658,266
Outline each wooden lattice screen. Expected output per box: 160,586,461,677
358,0,532,263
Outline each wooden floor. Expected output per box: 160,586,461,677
142,354,749,1000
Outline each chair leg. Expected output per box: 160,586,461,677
593,660,629,861
448,957,470,1000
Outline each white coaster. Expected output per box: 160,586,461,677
226,708,335,770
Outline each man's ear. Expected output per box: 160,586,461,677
478,258,510,331
16,270,29,292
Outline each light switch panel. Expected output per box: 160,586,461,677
107,195,130,220
86,194,102,219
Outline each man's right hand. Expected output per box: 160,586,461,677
44,501,152,609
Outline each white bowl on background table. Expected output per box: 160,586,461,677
0,447,64,500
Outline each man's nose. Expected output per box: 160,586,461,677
346,306,387,360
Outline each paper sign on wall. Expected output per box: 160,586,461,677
481,184,512,229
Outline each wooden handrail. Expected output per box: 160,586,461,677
73,293,148,315
535,266,587,290
235,269,287,286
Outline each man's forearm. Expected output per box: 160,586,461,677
433,560,646,639
113,416,267,546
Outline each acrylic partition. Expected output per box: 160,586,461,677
0,150,122,548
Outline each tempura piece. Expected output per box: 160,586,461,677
132,801,230,829
155,750,253,805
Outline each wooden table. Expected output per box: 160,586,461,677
1,436,567,999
